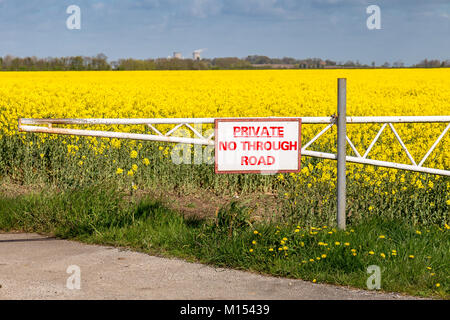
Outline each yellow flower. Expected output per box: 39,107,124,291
435,283,440,287
127,170,134,176
130,150,138,158
344,242,350,246
380,253,386,258
143,158,150,166
321,254,327,258
301,167,309,176
408,255,415,259
312,279,317,283
252,240,257,245
116,168,123,174
132,164,138,171
379,235,385,239
335,242,341,246
269,248,273,252
249,249,254,253
415,230,421,235
369,251,375,255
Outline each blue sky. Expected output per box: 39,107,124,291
0,0,449,65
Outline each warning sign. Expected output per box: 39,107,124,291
215,118,301,174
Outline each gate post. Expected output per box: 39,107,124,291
337,78,347,230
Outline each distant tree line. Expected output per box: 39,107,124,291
113,57,253,70
1,53,449,71
413,59,450,68
0,54,111,71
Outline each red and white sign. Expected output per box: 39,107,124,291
215,118,301,174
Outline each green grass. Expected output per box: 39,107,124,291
0,185,448,299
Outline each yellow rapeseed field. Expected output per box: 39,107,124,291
0,69,449,203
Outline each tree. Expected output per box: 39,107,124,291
393,60,404,68
245,55,271,64
212,57,252,69
344,60,356,67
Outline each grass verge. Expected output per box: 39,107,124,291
0,185,448,299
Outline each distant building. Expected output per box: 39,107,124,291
193,51,201,61
173,52,182,59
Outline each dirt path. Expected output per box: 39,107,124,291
0,232,420,300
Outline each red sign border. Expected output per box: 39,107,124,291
214,118,302,174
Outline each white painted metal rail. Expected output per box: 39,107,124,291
19,116,450,176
